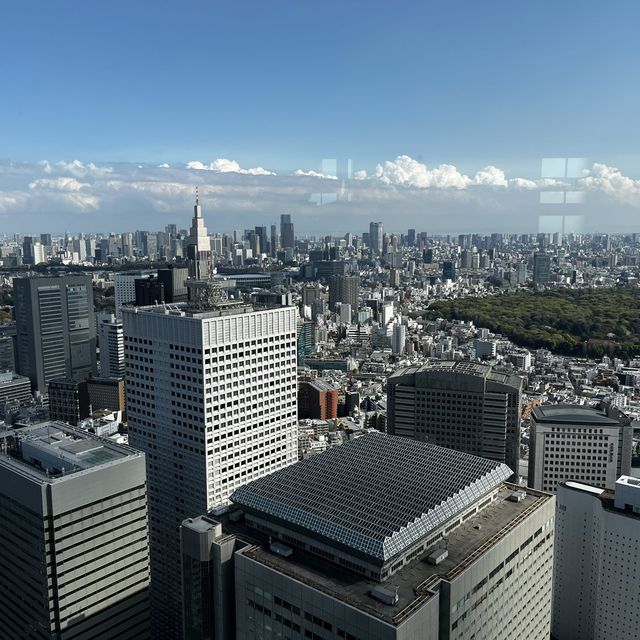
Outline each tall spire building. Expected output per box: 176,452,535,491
186,190,212,281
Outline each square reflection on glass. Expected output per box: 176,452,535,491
541,158,567,178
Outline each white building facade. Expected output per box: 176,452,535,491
124,302,298,638
528,404,633,493
552,477,640,639
98,312,125,378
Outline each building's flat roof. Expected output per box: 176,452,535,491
231,432,512,562
532,404,620,425
237,485,550,625
125,301,292,320
0,421,142,482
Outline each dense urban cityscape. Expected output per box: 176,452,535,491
0,199,639,638
3,2,640,639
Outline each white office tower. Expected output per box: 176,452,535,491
528,403,633,493
552,477,640,640
180,433,555,640
97,312,125,378
114,273,149,318
0,421,150,639
124,300,298,638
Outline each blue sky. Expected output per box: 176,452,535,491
2,1,639,171
1,2,640,233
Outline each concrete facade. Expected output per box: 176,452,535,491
124,302,298,638
387,361,523,475
14,275,97,393
528,403,633,493
0,422,150,639
552,478,640,640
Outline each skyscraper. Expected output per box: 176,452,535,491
552,477,640,640
369,221,383,253
187,191,213,281
98,313,125,378
442,259,457,281
14,275,97,393
328,274,360,311
280,214,295,250
0,422,150,639
528,403,633,493
387,361,523,474
181,433,555,640
533,253,551,284
124,300,298,638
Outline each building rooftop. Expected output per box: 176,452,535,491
0,421,142,482
231,432,512,562
124,301,272,320
532,404,622,425
389,360,522,390
235,484,550,625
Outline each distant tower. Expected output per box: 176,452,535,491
187,189,213,281
280,214,295,250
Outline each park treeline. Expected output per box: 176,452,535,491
426,286,640,358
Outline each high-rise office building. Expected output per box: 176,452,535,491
98,312,125,378
387,361,523,474
87,376,126,415
328,274,360,311
48,377,91,425
552,477,640,640
392,322,406,355
533,253,551,284
124,300,298,638
270,224,278,257
442,260,457,281
528,403,633,493
14,275,97,393
369,221,383,253
157,265,189,303
280,214,295,250
114,272,149,318
181,433,555,640
407,228,416,245
187,192,213,281
0,422,150,639
135,275,165,305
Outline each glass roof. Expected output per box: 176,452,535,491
231,432,511,561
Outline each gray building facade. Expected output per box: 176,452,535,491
14,275,97,393
0,422,150,639
180,433,555,640
387,361,523,475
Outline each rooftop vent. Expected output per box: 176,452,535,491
508,491,527,503
269,542,293,558
370,585,399,605
427,548,449,566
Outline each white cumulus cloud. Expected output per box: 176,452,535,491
38,160,113,178
294,169,338,180
29,177,91,192
374,156,471,189
186,158,276,176
579,163,640,203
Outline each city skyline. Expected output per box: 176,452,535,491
3,156,640,236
